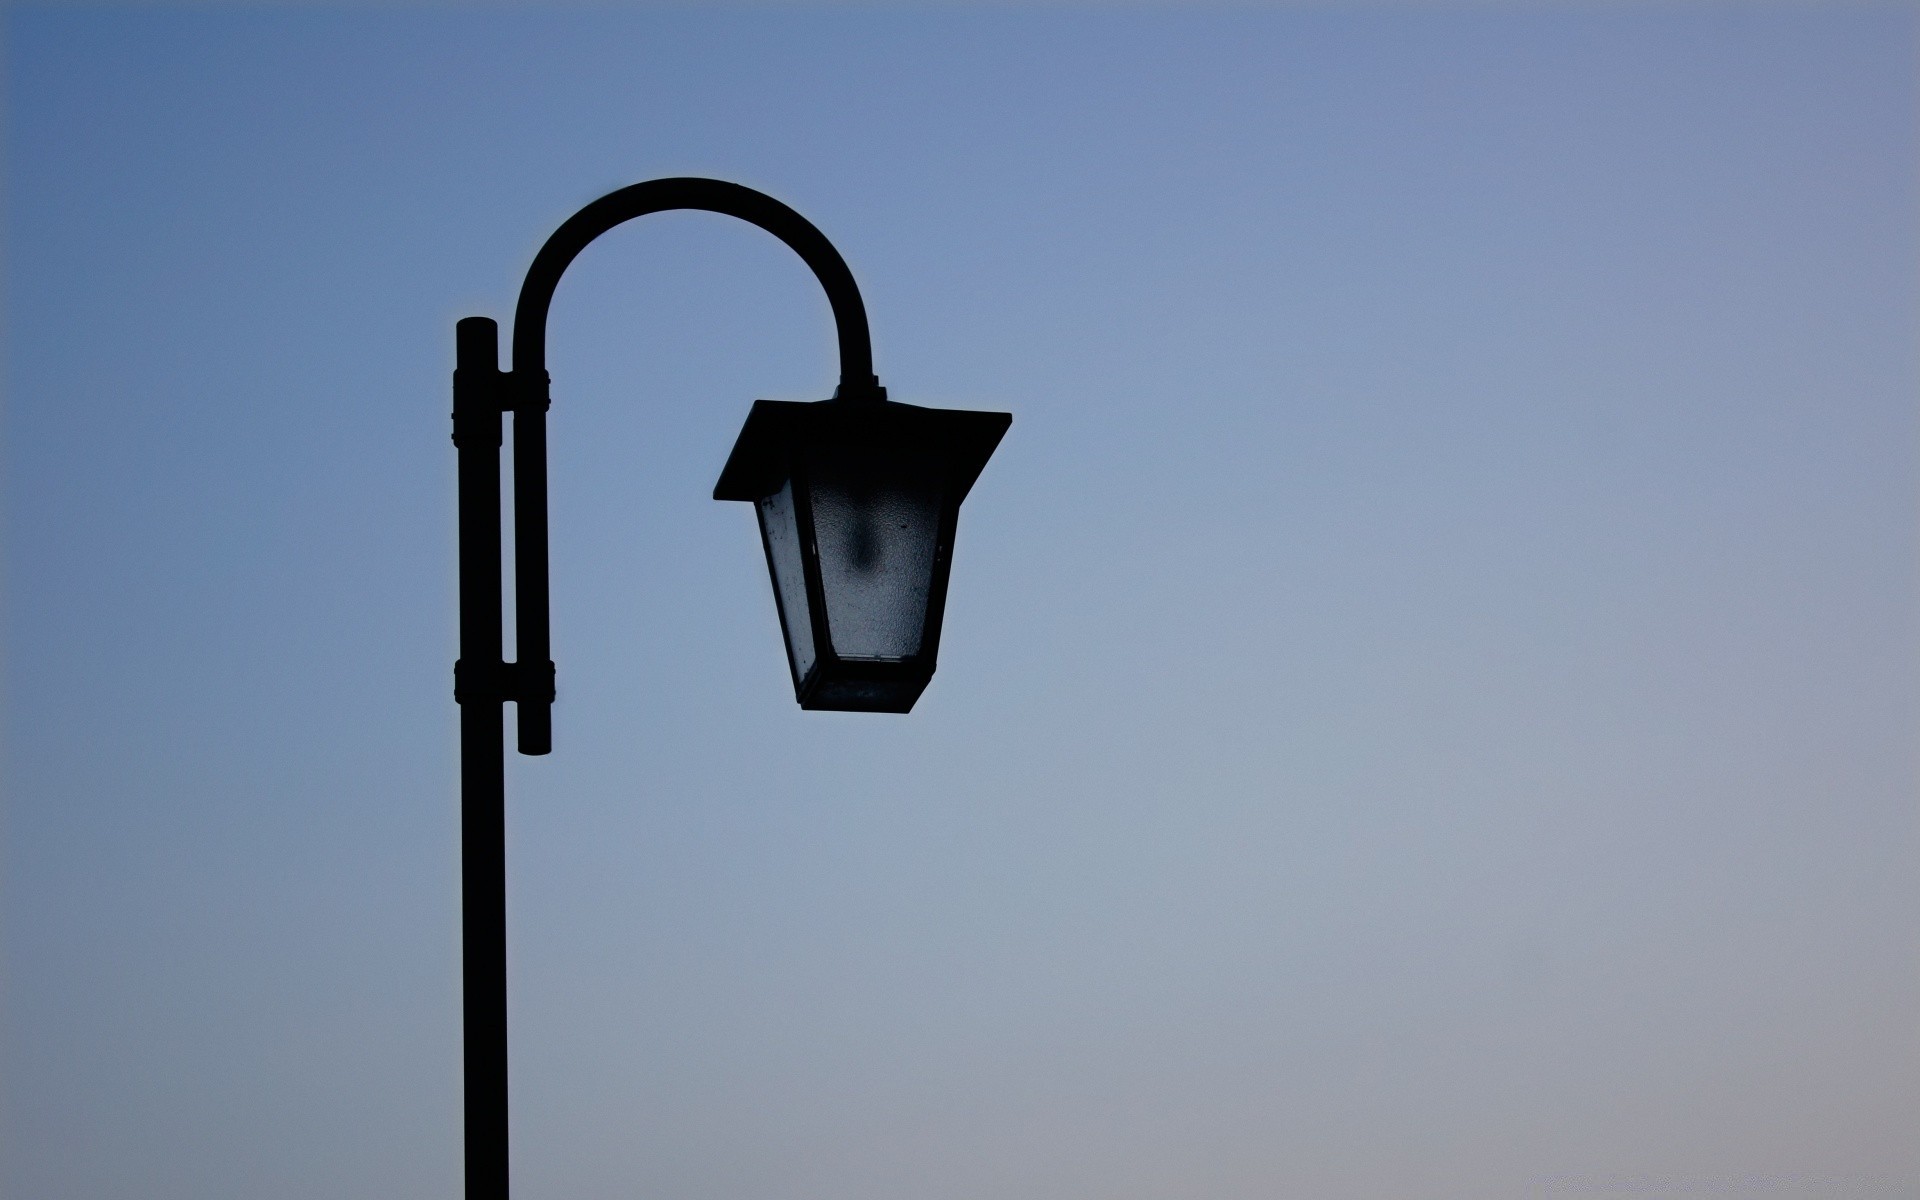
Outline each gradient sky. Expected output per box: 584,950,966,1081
4,5,1916,1199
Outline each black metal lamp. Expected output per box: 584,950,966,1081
453,177,1010,1200
714,392,1009,712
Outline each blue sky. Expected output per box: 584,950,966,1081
5,5,1916,1199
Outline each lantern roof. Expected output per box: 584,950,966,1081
713,397,1010,504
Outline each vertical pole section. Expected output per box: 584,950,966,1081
454,317,509,1200
512,371,554,756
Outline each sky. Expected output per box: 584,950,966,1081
3,4,1916,1199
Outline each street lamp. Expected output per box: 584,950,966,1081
715,394,1009,711
450,178,1008,1200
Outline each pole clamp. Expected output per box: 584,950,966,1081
512,659,557,704
451,367,505,448
508,370,552,413
455,659,557,705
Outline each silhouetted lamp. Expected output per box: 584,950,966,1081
453,178,1009,1200
714,393,1009,712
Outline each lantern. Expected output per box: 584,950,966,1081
714,395,1010,712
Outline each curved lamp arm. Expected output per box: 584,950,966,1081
510,176,881,395
505,178,882,755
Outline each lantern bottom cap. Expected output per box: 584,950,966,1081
798,672,932,713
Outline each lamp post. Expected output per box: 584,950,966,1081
451,178,1009,1200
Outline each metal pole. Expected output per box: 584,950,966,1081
511,369,553,756
454,316,510,1200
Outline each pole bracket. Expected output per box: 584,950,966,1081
454,658,557,706
451,365,505,448
509,369,551,413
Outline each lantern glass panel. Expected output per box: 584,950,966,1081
755,478,816,681
806,445,945,662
